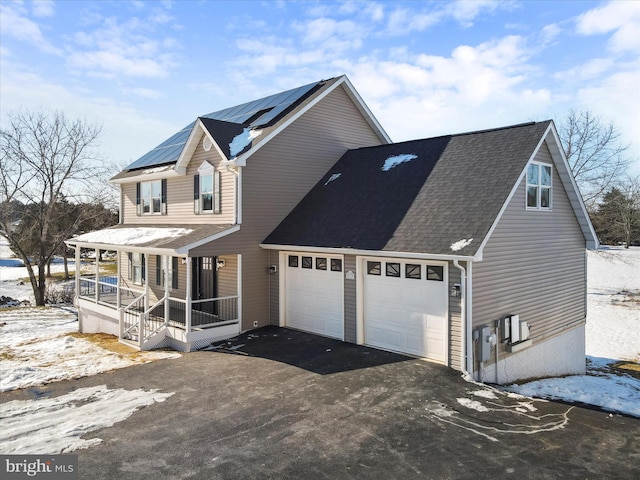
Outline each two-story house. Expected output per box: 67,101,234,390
67,75,597,384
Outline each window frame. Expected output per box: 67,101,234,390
129,252,145,285
194,161,221,215
136,179,167,215
526,162,552,211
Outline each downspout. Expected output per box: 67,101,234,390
453,260,472,379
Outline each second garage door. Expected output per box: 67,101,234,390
284,253,344,340
363,258,448,363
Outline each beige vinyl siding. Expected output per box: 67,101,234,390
343,255,357,343
472,142,586,362
192,84,385,331
448,262,462,371
269,250,279,325
217,255,238,297
121,132,236,225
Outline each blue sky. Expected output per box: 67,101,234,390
1,0,638,174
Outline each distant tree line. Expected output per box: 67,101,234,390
589,178,640,247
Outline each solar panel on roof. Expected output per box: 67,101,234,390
124,80,321,171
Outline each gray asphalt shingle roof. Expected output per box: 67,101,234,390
263,121,552,257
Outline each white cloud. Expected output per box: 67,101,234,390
576,1,640,54
66,15,179,78
31,0,55,18
0,3,62,55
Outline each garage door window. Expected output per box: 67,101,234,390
331,259,342,272
302,256,313,269
386,262,401,277
316,257,327,270
427,265,444,281
405,264,421,279
367,261,381,275
288,255,299,267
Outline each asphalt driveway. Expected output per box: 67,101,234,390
3,326,639,479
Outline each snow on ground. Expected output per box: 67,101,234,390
0,307,180,393
0,385,173,453
507,247,640,417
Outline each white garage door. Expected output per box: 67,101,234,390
363,258,448,363
284,253,344,340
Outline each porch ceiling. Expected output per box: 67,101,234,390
67,223,237,254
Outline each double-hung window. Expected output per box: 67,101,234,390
194,161,221,214
136,179,167,215
526,162,552,210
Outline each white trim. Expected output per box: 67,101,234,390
260,243,475,262
237,254,243,328
234,76,391,167
279,251,286,328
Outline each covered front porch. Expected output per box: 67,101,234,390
66,225,241,352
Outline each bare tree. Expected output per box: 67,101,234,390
558,109,630,208
0,109,106,305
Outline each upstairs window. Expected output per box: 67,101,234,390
136,179,166,215
194,161,221,214
526,162,552,210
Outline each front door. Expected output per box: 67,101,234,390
192,257,217,314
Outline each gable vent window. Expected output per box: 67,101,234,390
526,162,552,210
194,161,221,214
137,179,166,215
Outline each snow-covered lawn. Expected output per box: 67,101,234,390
0,307,180,393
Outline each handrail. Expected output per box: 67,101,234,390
191,295,238,304
144,295,167,315
123,292,146,312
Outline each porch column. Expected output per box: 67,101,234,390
94,248,99,303
185,256,192,332
74,246,80,307
144,253,150,311
164,255,170,327
237,254,242,326
116,249,121,309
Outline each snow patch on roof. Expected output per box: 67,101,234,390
381,154,417,171
450,238,473,251
324,173,341,186
142,165,173,174
229,128,262,157
73,227,193,246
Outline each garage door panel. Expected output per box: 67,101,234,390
364,258,447,363
285,253,344,340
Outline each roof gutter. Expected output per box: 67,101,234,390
259,243,476,262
